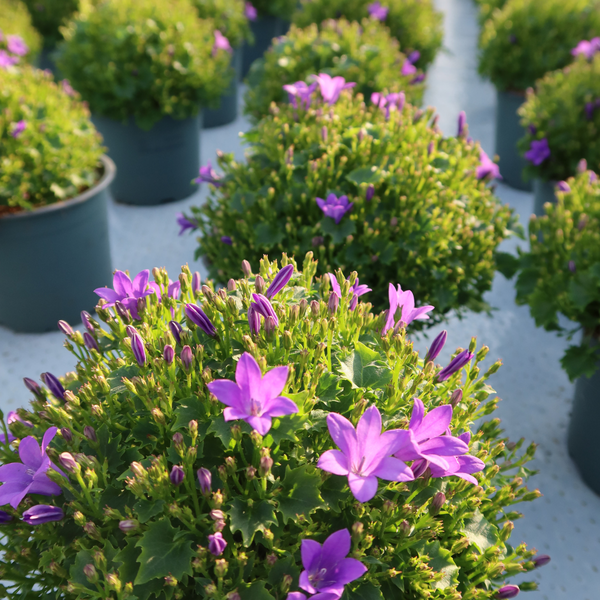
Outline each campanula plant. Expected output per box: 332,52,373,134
244,18,425,122
191,0,252,50
248,0,296,19
0,253,546,598
473,0,507,25
22,0,78,48
0,0,41,63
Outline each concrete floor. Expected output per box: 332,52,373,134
1,0,599,598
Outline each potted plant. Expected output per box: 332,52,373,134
182,83,519,322
191,0,252,128
241,0,295,77
518,51,600,216
478,0,600,191
56,0,231,206
244,18,426,123
514,168,600,493
292,0,443,72
0,0,41,66
0,66,113,333
0,252,549,598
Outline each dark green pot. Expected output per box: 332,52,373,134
93,114,200,205
0,156,115,333
242,16,289,78
568,364,600,494
203,48,242,129
495,90,532,192
533,179,557,217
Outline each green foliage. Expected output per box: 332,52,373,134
478,0,600,92
191,0,251,49
473,0,507,25
293,0,444,70
0,0,42,59
251,0,296,20
244,18,425,123
22,0,78,47
518,55,600,181
0,254,540,599
189,91,518,319
0,66,103,212
56,0,231,130
515,170,600,381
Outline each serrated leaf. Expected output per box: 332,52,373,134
278,465,324,522
320,474,348,512
267,556,299,588
173,396,204,430
347,166,383,185
134,499,165,524
238,581,276,599
561,343,600,381
270,413,304,445
423,541,460,589
255,221,285,246
229,498,277,546
568,275,598,310
345,582,384,599
338,342,391,390
70,549,96,591
207,415,251,449
495,251,521,280
462,509,499,553
108,365,140,395
321,216,356,244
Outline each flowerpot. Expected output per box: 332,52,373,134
242,16,289,79
203,48,242,129
495,90,532,192
0,156,115,333
533,179,557,217
93,114,200,206
568,364,600,494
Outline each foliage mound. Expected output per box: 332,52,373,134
22,0,78,47
191,0,251,49
473,0,507,25
0,253,544,599
0,66,103,213
249,0,296,20
0,0,42,60
478,0,600,92
244,18,425,123
56,0,231,130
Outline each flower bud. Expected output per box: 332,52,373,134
259,455,273,477
106,573,121,593
83,564,98,584
430,492,446,516
84,426,97,443
23,377,43,398
164,576,178,587
450,389,463,407
208,532,227,556
170,465,185,486
198,468,212,495
496,585,519,599
310,300,320,317
181,345,193,371
266,554,277,566
425,330,447,363
42,372,65,401
81,311,95,333
169,320,183,344
131,332,147,366
173,431,184,450
212,490,224,508
264,316,277,339
58,320,74,337
84,521,102,540
246,465,257,479
532,554,551,568
119,520,139,533
351,522,364,540
366,184,375,201
226,278,237,293
59,452,79,473
255,275,265,294
328,292,339,315
164,345,175,365
281,574,293,594
241,260,252,278
83,332,99,352
115,301,130,322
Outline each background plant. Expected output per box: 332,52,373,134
518,55,600,182
56,0,231,130
0,66,103,213
0,0,42,60
473,0,507,25
191,0,251,49
22,0,79,48
478,0,600,92
0,253,544,599
249,0,296,20
292,0,443,70
515,169,600,381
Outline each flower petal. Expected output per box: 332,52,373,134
207,380,242,408
260,366,289,401
223,407,248,421
27,473,62,496
301,539,323,575
415,405,452,442
93,288,120,304
113,271,133,297
419,435,468,457
321,528,351,568
356,405,382,456
326,413,357,462
0,463,28,482
132,270,150,296
41,427,57,454
235,353,263,396
18,436,42,470
245,415,272,435
409,398,424,431
347,473,378,502
0,481,30,509
371,456,414,482
329,557,367,586
262,396,298,418
317,450,349,476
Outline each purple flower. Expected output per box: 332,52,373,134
7,35,28,56
328,273,342,298
368,1,389,20
572,37,600,59
61,79,76,97
438,349,474,382
0,510,12,524
313,73,356,105
328,273,371,311
425,330,447,362
401,60,417,76
11,120,26,139
282,81,317,110
476,150,501,180
169,320,183,344
41,372,65,401
194,162,223,187
371,91,405,119
524,138,551,166
0,428,64,509
7,411,33,429
131,332,146,366
316,193,354,224
164,344,174,365
192,272,201,294
22,504,64,525
556,181,570,192
0,50,18,68
568,260,576,273
298,529,367,597
23,377,42,398
383,284,434,334
318,406,416,502
221,236,233,245
266,264,294,298
457,111,467,137
185,304,217,337
170,465,185,486
208,532,227,556
197,467,212,494
496,585,520,599
94,270,156,320
366,184,375,200
245,2,257,20
213,30,232,56
177,213,198,235
207,352,298,435
248,303,261,335
251,293,279,327
181,345,193,370
584,99,600,120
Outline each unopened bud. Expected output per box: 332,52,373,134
84,426,97,443
281,574,293,594
60,428,73,443
215,558,228,577
164,344,175,365
59,452,79,473
430,492,446,515
352,522,364,540
255,275,265,294
227,279,237,292
242,260,252,278
450,389,463,407
259,456,273,477
119,519,139,533
106,573,121,592
83,564,98,584
532,554,551,568
246,465,257,479
170,465,185,486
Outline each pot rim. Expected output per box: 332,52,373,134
0,154,116,221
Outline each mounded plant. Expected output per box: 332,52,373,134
473,0,507,25
0,0,42,62
191,0,251,50
56,0,231,130
22,0,78,48
244,18,425,123
518,53,600,182
478,0,600,92
249,0,296,20
515,167,600,381
0,65,103,214
292,0,443,70
0,253,547,599
183,85,517,321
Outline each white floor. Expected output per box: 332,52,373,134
1,0,599,598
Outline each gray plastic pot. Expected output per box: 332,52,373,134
203,48,242,128
568,364,600,494
495,90,532,192
533,179,557,217
93,114,200,205
242,16,289,78
0,156,115,333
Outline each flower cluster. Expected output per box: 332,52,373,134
0,0,41,66
190,0,252,49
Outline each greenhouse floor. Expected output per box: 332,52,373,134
1,0,598,597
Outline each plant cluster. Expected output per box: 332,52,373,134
248,0,296,20
0,254,545,599
478,0,600,92
184,85,517,320
22,0,79,48
292,0,443,70
191,0,251,50
473,0,507,25
515,168,600,381
0,0,41,62
56,0,232,130
244,18,425,123
0,66,103,213
517,54,600,181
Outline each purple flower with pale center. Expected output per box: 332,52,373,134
556,181,571,192
177,213,198,235
316,193,353,224
0,50,18,68
22,504,64,525
194,162,223,187
318,406,416,502
371,91,405,119
476,150,501,180
94,270,157,320
266,264,294,298
221,236,233,245
11,120,26,139
0,428,64,509
297,529,367,598
7,35,28,56
572,37,600,59
368,1,389,20
207,352,298,435
208,532,227,555
213,30,232,56
438,349,474,382
524,138,551,166
61,79,76,97
383,284,434,334
245,2,257,20
282,81,317,110
185,303,217,337
312,74,356,105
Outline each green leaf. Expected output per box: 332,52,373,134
568,274,598,310
134,518,195,585
255,221,285,247
267,556,299,589
115,539,165,600
347,166,384,186
321,216,356,245
561,343,600,382
173,396,204,430
320,474,348,512
131,419,160,448
423,541,460,589
495,251,521,280
462,509,499,553
108,365,140,395
278,465,324,522
338,342,391,390
228,498,277,546
95,424,125,473
315,372,341,403
134,499,165,524
238,581,276,600
345,582,384,599
70,549,96,591
208,415,251,449
270,413,305,445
